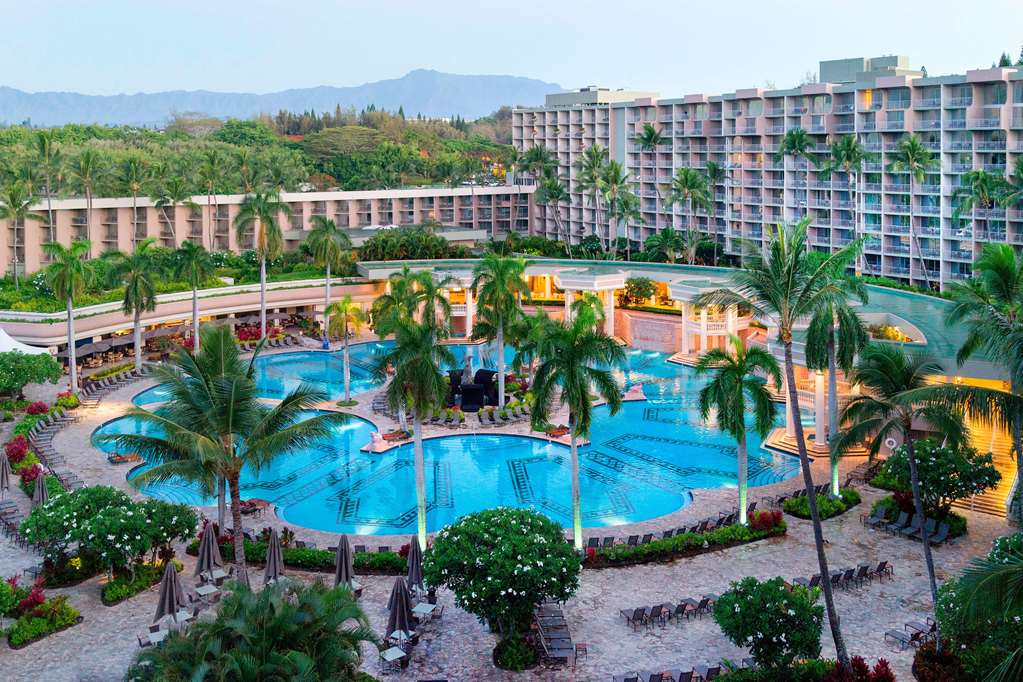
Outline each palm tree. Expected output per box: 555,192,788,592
508,310,553,383
326,295,367,403
0,181,44,289
151,177,198,249
636,123,665,209
535,170,571,256
371,265,421,338
43,240,94,395
954,552,1023,681
823,136,868,271
833,343,967,649
129,580,377,681
530,315,624,549
109,238,158,371
373,320,453,548
522,144,556,185
695,218,858,671
696,335,780,525
570,291,606,330
121,156,149,250
954,169,1009,264
1000,157,1023,210
174,240,215,354
705,161,726,264
610,190,642,260
234,191,292,339
306,216,353,348
104,325,346,569
574,145,609,243
888,134,939,289
777,128,814,223
412,270,457,342
198,148,225,252
600,160,632,256
68,148,105,257
471,254,529,408
236,148,260,194
34,130,61,245
644,227,686,263
664,167,712,264
804,254,868,494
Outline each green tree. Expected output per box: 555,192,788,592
34,130,61,245
151,176,199,249
109,237,159,371
0,181,44,289
776,128,814,222
305,216,353,348
0,351,61,398
570,291,605,330
600,160,632,257
326,295,367,403
471,254,529,408
234,191,292,338
102,325,346,570
887,134,939,289
954,169,1009,262
197,148,225,251
822,135,868,271
120,156,149,251
522,144,555,184
174,240,215,354
610,189,642,261
127,580,376,681
622,276,657,305
529,315,624,549
372,320,453,547
43,239,95,395
644,227,689,264
695,218,858,671
68,148,106,258
535,170,571,256
834,343,969,648
1000,157,1023,210
705,161,726,264
574,145,608,243
696,335,780,525
663,167,711,264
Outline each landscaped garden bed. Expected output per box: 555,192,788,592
101,559,185,606
1,577,83,649
186,538,408,575
783,489,861,521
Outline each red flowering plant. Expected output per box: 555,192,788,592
5,435,30,463
19,463,44,484
16,577,46,616
26,401,49,415
822,656,896,682
749,509,784,531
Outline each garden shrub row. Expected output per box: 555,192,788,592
783,489,862,520
869,495,968,538
101,560,184,606
1,577,82,649
584,511,787,568
186,539,408,575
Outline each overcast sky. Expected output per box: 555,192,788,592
6,0,1022,96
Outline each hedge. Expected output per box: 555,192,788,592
783,489,861,521
186,539,407,575
869,494,968,538
101,560,184,606
6,596,82,649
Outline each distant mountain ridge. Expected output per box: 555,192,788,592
0,69,562,127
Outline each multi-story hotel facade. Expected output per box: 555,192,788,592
0,185,535,276
513,56,1023,290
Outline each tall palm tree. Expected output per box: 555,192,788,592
823,136,868,271
104,325,346,569
508,310,553,384
109,238,158,371
1000,157,1023,210
888,134,939,289
236,148,260,194
535,170,571,255
34,130,61,245
121,156,149,250
664,167,711,264
0,181,44,289
373,320,453,548
371,265,421,338
777,128,814,224
68,148,105,258
530,315,624,549
306,216,353,348
234,191,292,339
43,240,94,395
412,269,457,342
705,161,726,264
955,551,1023,681
636,123,665,201
522,144,556,185
574,145,609,243
696,335,780,525
644,227,688,264
954,169,1009,264
198,148,225,252
174,240,215,354
804,253,868,494
151,177,198,249
326,295,367,403
610,190,642,260
570,291,606,330
695,218,858,671
471,254,529,408
833,343,967,649
600,160,632,256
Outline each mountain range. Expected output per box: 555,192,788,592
0,69,562,127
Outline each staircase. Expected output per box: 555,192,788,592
952,419,1016,518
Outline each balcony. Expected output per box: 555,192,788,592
976,140,1007,151
788,106,807,115
834,104,855,114
883,119,905,131
834,123,855,133
918,205,940,216
948,141,973,151
917,119,942,130
969,118,1001,129
887,244,911,255
915,98,941,109
947,97,973,107
950,249,974,260
945,119,967,129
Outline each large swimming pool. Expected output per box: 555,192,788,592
101,343,801,535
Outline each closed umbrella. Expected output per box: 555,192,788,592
385,577,414,642
0,453,10,501
194,523,224,577
263,527,284,584
334,534,358,592
153,560,187,624
235,567,251,590
461,357,473,384
31,475,49,507
406,536,424,595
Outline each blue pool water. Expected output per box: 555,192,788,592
111,344,801,535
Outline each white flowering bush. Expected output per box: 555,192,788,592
423,507,581,640
20,485,133,558
883,438,1000,519
713,576,823,670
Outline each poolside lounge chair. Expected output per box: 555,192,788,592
884,629,922,650
883,511,910,535
647,604,667,627
907,518,938,541
897,514,924,538
683,596,711,619
603,537,616,547
861,507,887,528
869,561,893,583
641,534,653,544
661,530,674,540
620,607,646,630
852,564,870,587
586,537,599,549
694,664,720,680
928,523,951,545
627,535,639,546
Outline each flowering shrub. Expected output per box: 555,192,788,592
784,489,861,521
17,577,46,614
18,462,44,484
5,435,29,463
423,507,581,659
6,594,80,648
55,392,80,410
822,656,896,682
25,401,49,415
713,576,823,670
750,509,784,531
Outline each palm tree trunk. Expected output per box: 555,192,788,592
206,192,214,252
12,222,19,291
191,285,200,354
497,319,506,408
228,471,246,569
737,435,749,525
569,412,582,551
783,340,850,670
343,327,352,401
412,410,427,549
45,179,55,245
217,477,226,531
911,177,930,289
904,434,941,650
322,262,331,349
133,309,143,371
66,297,78,395
827,328,839,497
259,257,268,340
85,189,94,258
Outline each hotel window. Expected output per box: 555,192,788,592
861,89,874,110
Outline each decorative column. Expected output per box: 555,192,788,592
544,275,552,300
603,290,615,337
725,305,737,337
465,287,476,339
699,308,709,353
564,289,574,322
680,303,691,355
814,370,828,447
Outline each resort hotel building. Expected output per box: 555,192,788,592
512,55,1023,291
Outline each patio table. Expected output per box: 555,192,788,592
147,630,168,646
411,602,436,618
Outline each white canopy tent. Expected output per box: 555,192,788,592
0,328,50,356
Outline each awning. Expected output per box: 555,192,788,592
111,335,135,347
0,329,49,355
